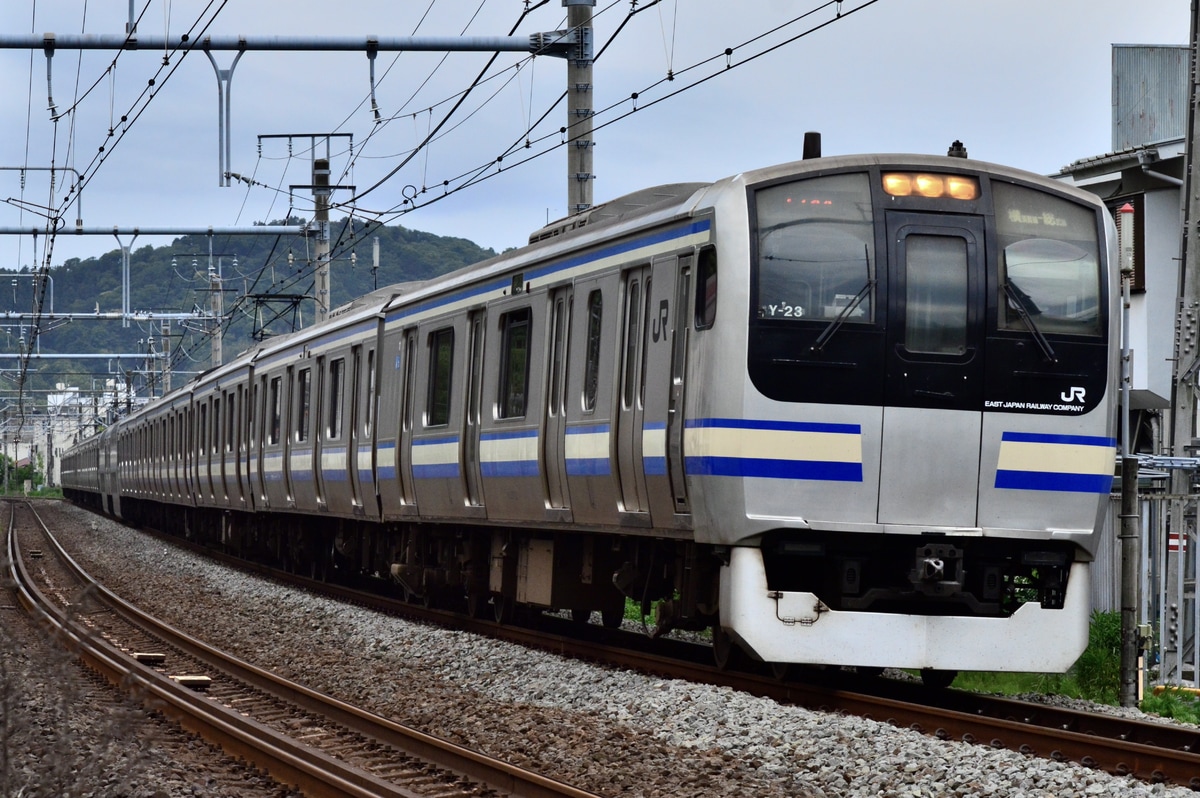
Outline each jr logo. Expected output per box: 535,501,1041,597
1060,386,1086,403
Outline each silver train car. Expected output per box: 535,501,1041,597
63,148,1118,677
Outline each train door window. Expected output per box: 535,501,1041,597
248,384,258,451
904,235,968,355
241,385,250,454
226,392,236,452
695,246,717,329
498,309,531,419
209,398,217,454
993,182,1102,337
426,327,454,427
583,290,603,413
328,357,345,439
198,403,208,455
639,276,653,406
622,279,642,410
268,376,282,445
549,296,570,417
297,367,312,442
402,334,416,432
365,348,375,436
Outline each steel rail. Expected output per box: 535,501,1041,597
151,525,1200,790
14,502,599,798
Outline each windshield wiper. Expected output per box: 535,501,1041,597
1003,280,1057,363
811,277,873,353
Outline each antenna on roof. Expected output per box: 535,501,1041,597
948,140,968,158
803,131,822,160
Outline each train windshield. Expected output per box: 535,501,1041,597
994,182,1102,337
754,173,876,323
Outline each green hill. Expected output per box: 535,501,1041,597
0,217,497,393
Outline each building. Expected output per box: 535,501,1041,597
1052,44,1191,682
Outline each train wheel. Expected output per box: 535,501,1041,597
769,662,792,681
920,668,957,689
600,606,624,629
493,596,514,624
712,626,746,671
466,591,488,619
571,609,592,625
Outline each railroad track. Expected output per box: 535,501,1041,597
8,500,600,798
116,510,1200,792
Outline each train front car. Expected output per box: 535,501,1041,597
697,154,1117,675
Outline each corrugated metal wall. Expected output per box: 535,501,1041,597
1112,44,1188,150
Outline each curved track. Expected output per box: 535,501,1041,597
8,500,599,798
128,514,1200,791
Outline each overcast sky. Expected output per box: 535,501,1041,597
0,0,1191,277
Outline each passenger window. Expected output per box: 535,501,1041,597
427,328,454,427
499,309,531,419
583,290,603,412
994,182,1102,337
753,172,875,323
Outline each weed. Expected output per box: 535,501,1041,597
1141,688,1200,723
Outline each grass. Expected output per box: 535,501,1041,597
954,610,1121,702
626,599,1200,719
953,609,1200,722
1140,688,1200,723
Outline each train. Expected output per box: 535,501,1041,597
62,141,1119,683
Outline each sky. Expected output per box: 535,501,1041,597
0,0,1191,278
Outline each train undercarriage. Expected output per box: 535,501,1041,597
109,495,722,638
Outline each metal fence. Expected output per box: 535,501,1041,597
1097,489,1197,687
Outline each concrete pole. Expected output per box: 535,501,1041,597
162,319,171,394
565,0,595,215
209,253,223,369
314,158,331,324
1120,456,1141,706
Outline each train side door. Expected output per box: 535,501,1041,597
398,329,418,507
666,256,693,516
348,345,364,511
283,366,297,507
878,213,986,527
641,255,685,526
542,287,572,513
463,311,486,508
615,266,651,517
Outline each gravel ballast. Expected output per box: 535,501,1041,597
46,502,1199,798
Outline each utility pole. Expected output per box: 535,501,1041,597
314,158,331,324
209,259,223,368
161,319,171,394
1173,2,1200,466
1165,0,1200,685
566,0,596,215
1119,200,1141,707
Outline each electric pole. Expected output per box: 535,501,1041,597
314,158,331,324
566,0,596,214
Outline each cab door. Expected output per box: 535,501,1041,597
877,214,986,527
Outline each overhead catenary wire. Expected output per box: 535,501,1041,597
326,0,873,249
12,0,883,404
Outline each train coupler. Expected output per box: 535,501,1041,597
907,543,964,597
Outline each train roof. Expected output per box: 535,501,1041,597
527,182,710,244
